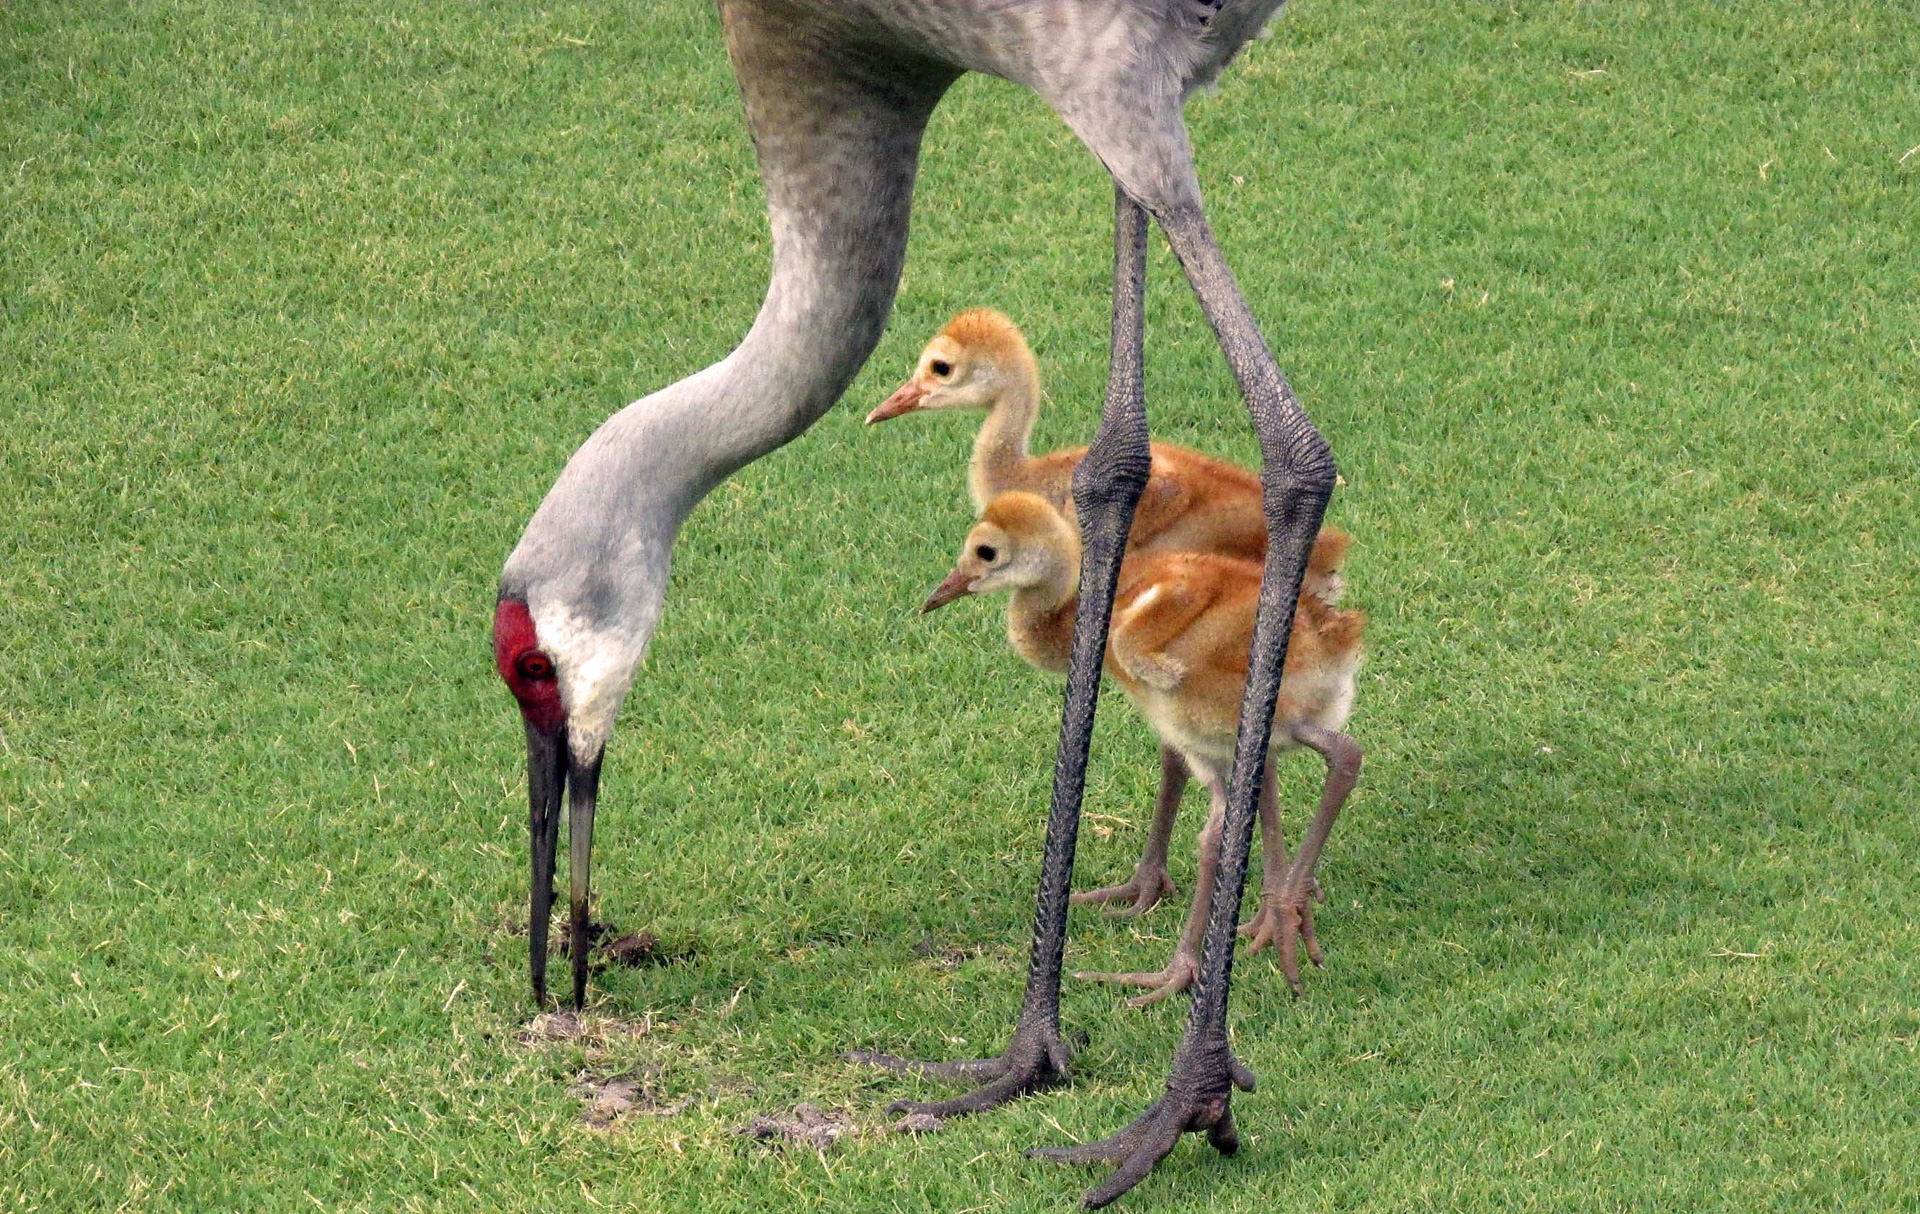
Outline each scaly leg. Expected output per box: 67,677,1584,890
1246,724,1361,993
1239,762,1323,955
1073,745,1185,917
851,185,1152,1115
1252,764,1289,911
1076,769,1226,1006
1031,195,1333,1209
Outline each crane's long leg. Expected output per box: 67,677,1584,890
849,184,1152,1114
1032,200,1335,1207
1072,745,1185,917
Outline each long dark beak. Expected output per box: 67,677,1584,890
920,568,976,613
526,722,568,1007
866,379,927,424
566,751,602,1011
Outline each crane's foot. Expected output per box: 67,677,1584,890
1071,862,1176,918
1237,884,1324,995
1074,946,1199,1008
847,1020,1072,1119
1029,1044,1255,1209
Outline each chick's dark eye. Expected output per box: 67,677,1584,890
930,359,952,377
516,652,555,681
975,544,998,562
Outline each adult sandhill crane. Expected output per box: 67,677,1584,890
493,1,1337,1204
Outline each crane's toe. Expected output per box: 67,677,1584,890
1032,1053,1250,1209
844,1050,1010,1082
853,1021,1072,1119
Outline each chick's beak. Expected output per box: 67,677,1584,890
920,567,976,613
866,379,928,424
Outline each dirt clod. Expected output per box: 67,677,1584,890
604,931,659,967
571,1073,644,1129
910,936,982,972
556,920,673,971
735,1103,854,1151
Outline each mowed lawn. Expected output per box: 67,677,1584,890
4,0,1917,1209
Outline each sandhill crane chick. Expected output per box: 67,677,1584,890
869,307,1268,554
874,308,1348,919
923,493,1365,1001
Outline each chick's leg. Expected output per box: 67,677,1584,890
1245,725,1361,993
1073,746,1185,917
1239,763,1321,953
1075,771,1225,1007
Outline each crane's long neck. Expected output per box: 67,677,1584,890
967,345,1043,512
501,35,954,758
621,45,954,518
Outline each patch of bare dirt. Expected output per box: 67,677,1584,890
566,1067,694,1130
734,1103,855,1151
514,1010,657,1048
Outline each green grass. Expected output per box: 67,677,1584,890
4,0,1918,1209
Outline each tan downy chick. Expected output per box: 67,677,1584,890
873,308,1344,918
868,308,1268,555
923,493,1365,1002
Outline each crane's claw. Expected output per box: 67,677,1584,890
849,1023,1072,1119
1030,1047,1254,1208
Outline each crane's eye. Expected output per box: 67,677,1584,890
975,544,998,562
929,359,953,378
516,652,555,681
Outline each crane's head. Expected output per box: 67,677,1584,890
921,491,1080,612
493,597,565,736
494,589,640,1013
866,308,1034,423
494,403,676,1013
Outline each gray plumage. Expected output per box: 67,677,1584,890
502,0,1285,626
496,3,1338,1206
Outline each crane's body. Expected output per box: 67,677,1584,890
496,1,1338,1205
